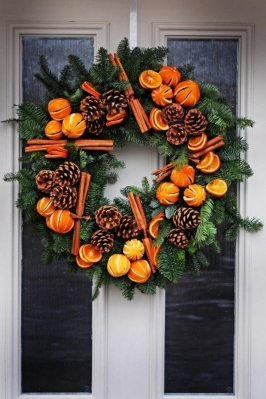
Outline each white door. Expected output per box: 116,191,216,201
1,1,266,399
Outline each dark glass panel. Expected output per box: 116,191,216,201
21,37,93,393
165,39,238,395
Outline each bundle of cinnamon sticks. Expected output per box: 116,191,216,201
71,172,91,256
189,135,224,162
109,53,151,133
25,138,114,155
127,192,156,273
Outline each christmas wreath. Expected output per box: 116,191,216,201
4,38,263,300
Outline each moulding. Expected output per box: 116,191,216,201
6,21,110,399
151,22,254,399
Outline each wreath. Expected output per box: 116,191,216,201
4,38,263,300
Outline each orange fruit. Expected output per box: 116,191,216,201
48,98,71,121
206,178,228,197
47,209,74,233
149,108,169,131
196,151,215,170
44,120,63,140
151,84,173,106
76,255,94,268
159,66,181,87
156,182,180,205
197,153,221,174
139,70,162,89
127,259,151,283
183,184,206,207
107,254,131,277
170,164,195,187
148,212,165,238
62,112,86,138
79,244,102,263
153,245,161,268
123,239,145,261
36,197,56,217
188,133,208,151
173,80,200,107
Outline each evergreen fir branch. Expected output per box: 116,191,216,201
41,251,54,265
68,54,90,84
136,276,157,296
219,135,248,161
235,116,255,129
154,219,172,246
177,63,195,80
16,102,48,140
165,204,178,219
194,198,218,247
158,243,186,283
171,146,190,168
218,159,253,184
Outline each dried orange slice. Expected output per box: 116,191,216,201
148,212,165,238
198,153,221,174
153,245,161,268
139,70,162,89
79,244,102,263
76,255,94,268
206,178,228,197
188,133,208,151
196,151,214,170
149,108,169,131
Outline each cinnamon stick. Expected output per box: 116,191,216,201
152,163,173,176
189,140,224,159
155,169,173,183
71,172,91,255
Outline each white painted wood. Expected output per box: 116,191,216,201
1,1,266,399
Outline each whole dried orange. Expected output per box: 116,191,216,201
79,243,102,263
149,108,169,131
123,238,145,260
139,70,162,89
188,133,208,151
127,259,151,283
76,255,94,268
156,182,180,205
159,66,181,87
206,178,228,197
151,84,173,106
197,153,221,174
148,212,165,238
183,184,206,207
170,164,195,187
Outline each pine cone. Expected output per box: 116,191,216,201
184,109,208,136
91,229,114,253
172,207,201,230
54,162,80,187
166,124,187,145
167,228,189,248
102,89,128,116
35,170,55,193
50,185,77,209
80,95,106,121
161,103,184,125
114,215,139,239
86,118,105,135
95,205,122,230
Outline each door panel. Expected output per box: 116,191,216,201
1,1,266,399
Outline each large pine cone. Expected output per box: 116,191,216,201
54,162,80,187
184,109,208,136
86,118,105,135
95,205,122,229
161,103,184,125
35,170,55,193
102,89,128,116
50,185,77,209
80,95,106,122
114,215,139,239
167,228,189,248
166,123,187,145
91,229,114,253
172,207,201,230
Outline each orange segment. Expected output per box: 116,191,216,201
139,70,162,89
149,108,169,131
148,212,165,238
197,153,221,174
79,244,102,263
206,178,228,197
188,133,208,151
196,151,214,170
76,255,94,268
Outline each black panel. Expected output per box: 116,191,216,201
21,37,93,394
164,39,238,395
